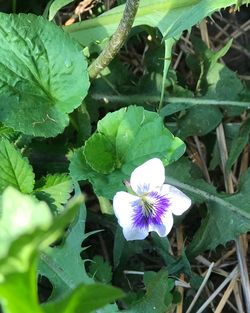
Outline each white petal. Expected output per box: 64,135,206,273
160,184,191,216
149,210,174,237
113,191,149,241
113,191,138,229
123,226,149,241
130,158,165,195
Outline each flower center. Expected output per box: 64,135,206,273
131,191,170,229
141,196,155,217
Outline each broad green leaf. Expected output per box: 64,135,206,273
0,13,89,137
125,270,173,313
84,133,117,174
70,106,185,199
0,187,82,313
89,256,113,284
65,0,247,47
49,0,74,20
0,138,35,194
177,106,222,138
165,158,250,257
43,284,123,313
34,174,74,211
38,183,93,301
0,187,52,262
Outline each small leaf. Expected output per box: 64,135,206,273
34,174,74,211
0,138,35,193
125,270,173,313
89,256,113,284
0,13,89,137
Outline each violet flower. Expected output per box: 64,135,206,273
113,158,191,240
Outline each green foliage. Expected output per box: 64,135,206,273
0,138,35,193
0,0,249,312
165,158,250,257
43,284,123,313
0,188,81,313
70,106,185,198
225,118,250,172
66,0,248,47
38,186,93,301
0,13,89,137
125,270,174,313
0,188,123,313
89,256,113,284
34,174,74,212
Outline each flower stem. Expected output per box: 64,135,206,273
88,0,140,79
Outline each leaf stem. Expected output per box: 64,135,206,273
91,93,250,109
88,0,140,79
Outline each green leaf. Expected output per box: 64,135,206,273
0,138,35,193
0,124,16,140
164,158,250,257
43,283,123,313
0,187,52,261
125,270,173,313
84,133,117,174
177,106,222,138
0,13,89,137
34,174,74,211
0,187,82,313
49,0,74,20
70,106,185,199
66,0,246,47
226,118,250,172
89,256,113,284
38,183,93,301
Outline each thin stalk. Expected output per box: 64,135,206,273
91,93,250,108
196,267,239,313
88,0,140,79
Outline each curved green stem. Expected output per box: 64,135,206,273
88,0,140,79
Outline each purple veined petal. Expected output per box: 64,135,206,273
113,192,149,241
148,210,174,237
159,184,191,216
131,190,170,229
130,158,165,195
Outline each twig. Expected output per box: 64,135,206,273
236,238,250,312
196,267,239,313
214,274,239,313
186,262,214,313
88,0,140,79
216,123,250,313
176,225,184,313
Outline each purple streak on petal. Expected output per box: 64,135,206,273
131,191,170,229
135,183,150,194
